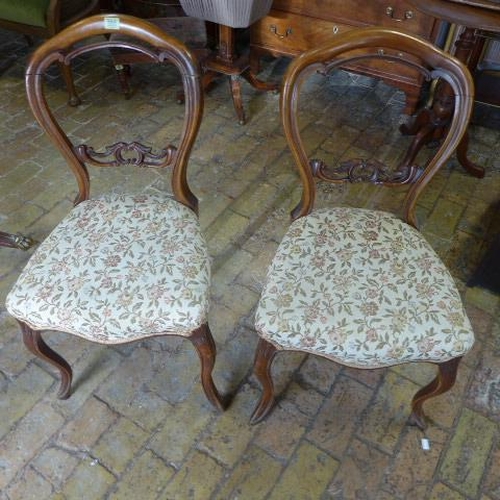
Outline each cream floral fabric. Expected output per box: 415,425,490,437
6,193,210,343
255,207,474,368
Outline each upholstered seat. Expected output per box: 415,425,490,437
6,194,210,342
255,207,474,367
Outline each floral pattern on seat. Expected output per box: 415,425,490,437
255,207,474,368
6,193,210,343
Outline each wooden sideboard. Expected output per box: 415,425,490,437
250,0,443,114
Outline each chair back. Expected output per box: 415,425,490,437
25,13,204,212
280,27,474,227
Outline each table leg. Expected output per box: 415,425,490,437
203,24,277,124
229,74,246,124
400,27,484,178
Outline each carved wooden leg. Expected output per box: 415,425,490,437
189,324,226,411
58,62,81,107
399,27,484,179
114,64,133,99
248,48,263,78
227,72,278,126
408,357,461,430
250,337,278,424
20,321,72,399
398,122,437,171
0,231,35,250
456,130,485,179
242,68,279,93
400,107,433,137
229,75,246,125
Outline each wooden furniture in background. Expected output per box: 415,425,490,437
404,0,500,178
200,23,278,124
179,0,277,124
0,0,99,105
250,0,444,115
472,34,500,108
120,0,185,17
114,0,215,101
110,16,211,99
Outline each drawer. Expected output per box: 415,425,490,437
251,11,425,89
270,0,435,37
251,11,355,57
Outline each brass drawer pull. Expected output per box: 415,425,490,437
270,25,292,39
385,6,414,21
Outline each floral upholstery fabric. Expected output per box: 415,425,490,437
255,207,474,368
6,193,210,343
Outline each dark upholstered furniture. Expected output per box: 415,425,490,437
0,0,99,105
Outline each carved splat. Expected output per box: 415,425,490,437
76,142,177,168
309,158,423,185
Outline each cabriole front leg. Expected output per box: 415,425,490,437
20,321,73,399
189,324,226,411
408,357,461,430
250,337,278,424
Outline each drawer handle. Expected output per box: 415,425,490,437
385,6,414,21
270,25,292,39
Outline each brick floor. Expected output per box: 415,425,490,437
1,27,499,500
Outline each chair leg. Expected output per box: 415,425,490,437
19,321,73,399
250,337,278,424
408,357,462,430
58,62,81,107
189,324,226,411
114,64,133,99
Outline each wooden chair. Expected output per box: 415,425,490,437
250,27,475,429
0,0,99,105
5,13,226,411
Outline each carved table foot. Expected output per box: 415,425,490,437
400,107,485,179
399,26,485,178
456,130,485,178
243,69,279,93
0,231,36,250
202,23,278,124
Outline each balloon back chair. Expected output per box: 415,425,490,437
5,14,226,412
0,0,100,105
250,27,475,429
